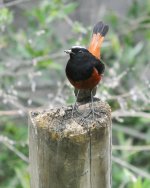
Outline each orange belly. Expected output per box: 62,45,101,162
68,68,101,89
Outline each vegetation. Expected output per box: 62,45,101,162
0,0,150,187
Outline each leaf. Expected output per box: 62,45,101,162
0,8,13,25
36,59,53,69
15,167,30,188
133,178,142,188
63,2,78,15
73,21,87,34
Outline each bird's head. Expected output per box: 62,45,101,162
64,46,89,59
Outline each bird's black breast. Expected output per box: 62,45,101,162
65,53,105,82
66,60,93,81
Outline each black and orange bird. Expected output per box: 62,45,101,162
65,21,109,111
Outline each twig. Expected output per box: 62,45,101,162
4,142,29,163
31,52,66,65
64,15,74,27
12,52,66,72
0,110,26,116
113,145,150,151
113,124,150,141
1,91,27,113
0,135,16,145
0,106,45,116
112,156,150,179
0,0,29,8
112,110,150,119
0,135,28,163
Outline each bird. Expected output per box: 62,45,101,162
65,21,109,118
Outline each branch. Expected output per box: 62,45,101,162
113,145,150,151
112,156,150,180
112,110,150,119
31,52,66,66
0,0,29,8
12,52,66,72
64,15,74,27
0,135,28,163
0,110,26,116
113,124,150,142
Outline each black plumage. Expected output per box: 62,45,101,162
65,47,105,82
93,21,109,36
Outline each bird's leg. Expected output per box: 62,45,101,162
76,89,96,123
72,89,99,123
90,88,102,119
72,89,80,118
79,88,97,121
72,89,91,121
91,89,95,120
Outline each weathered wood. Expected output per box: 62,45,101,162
29,100,111,188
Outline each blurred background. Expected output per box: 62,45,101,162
0,0,150,187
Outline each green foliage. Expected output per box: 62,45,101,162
128,178,150,188
15,167,30,188
0,8,13,26
30,1,78,25
0,120,28,188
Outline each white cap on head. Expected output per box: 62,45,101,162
71,46,86,49
64,46,86,54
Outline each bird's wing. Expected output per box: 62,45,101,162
94,59,105,75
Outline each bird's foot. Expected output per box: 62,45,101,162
71,104,102,125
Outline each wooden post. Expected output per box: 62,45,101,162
29,100,111,188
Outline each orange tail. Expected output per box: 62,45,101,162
88,21,109,59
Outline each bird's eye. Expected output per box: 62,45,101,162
79,50,83,53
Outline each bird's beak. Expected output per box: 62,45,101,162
64,49,72,54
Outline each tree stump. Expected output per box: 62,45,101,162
29,100,111,188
